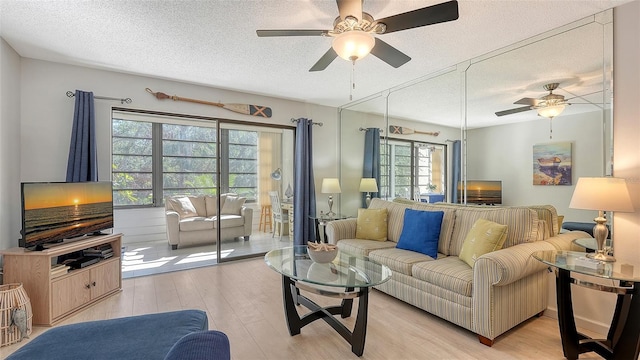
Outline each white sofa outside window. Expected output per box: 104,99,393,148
165,194,253,249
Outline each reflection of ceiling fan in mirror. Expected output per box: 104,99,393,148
495,83,571,119
256,0,459,72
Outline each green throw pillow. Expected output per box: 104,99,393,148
355,208,388,241
459,218,508,268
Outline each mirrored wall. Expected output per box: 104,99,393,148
338,10,613,222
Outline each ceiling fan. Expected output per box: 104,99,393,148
495,83,571,118
256,0,459,72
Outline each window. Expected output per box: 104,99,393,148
380,139,446,201
112,116,258,207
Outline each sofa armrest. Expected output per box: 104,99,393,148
474,241,555,288
474,230,591,288
166,211,180,246
325,218,357,244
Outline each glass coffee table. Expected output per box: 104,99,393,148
264,245,391,357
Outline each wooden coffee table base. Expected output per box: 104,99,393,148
281,275,369,357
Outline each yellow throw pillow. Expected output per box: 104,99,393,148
459,218,508,268
355,208,388,241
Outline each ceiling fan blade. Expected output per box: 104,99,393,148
309,48,338,72
337,0,363,22
370,38,411,68
495,106,532,117
376,0,459,34
513,97,539,106
256,29,329,37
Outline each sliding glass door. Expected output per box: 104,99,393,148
111,109,294,276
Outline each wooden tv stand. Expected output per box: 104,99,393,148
0,233,123,326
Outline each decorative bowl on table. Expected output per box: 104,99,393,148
307,242,338,263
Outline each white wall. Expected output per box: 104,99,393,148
0,39,22,261
11,58,341,246
612,1,640,264
467,109,605,222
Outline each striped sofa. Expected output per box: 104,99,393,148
325,198,588,346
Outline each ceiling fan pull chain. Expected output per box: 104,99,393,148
351,60,357,101
549,118,553,139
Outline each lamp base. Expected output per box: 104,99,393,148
586,252,616,262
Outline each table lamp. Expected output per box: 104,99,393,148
321,178,341,217
569,177,634,262
359,178,378,207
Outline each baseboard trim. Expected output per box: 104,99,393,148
543,307,611,335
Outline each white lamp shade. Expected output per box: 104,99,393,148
537,104,566,118
332,31,375,61
321,178,342,194
359,178,378,192
569,177,634,212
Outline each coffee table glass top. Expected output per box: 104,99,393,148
265,245,391,288
532,250,640,282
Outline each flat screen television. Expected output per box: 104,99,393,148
20,181,114,250
457,180,502,205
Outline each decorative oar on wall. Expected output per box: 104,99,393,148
145,88,272,118
389,125,440,136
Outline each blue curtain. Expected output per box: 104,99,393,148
362,128,381,207
66,90,98,182
450,140,461,204
293,118,316,245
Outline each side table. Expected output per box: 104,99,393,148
532,250,640,360
310,213,348,242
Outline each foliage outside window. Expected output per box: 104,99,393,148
380,139,445,201
112,118,258,207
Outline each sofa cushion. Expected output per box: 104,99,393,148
411,203,456,256
355,208,388,241
213,214,245,228
396,209,444,258
168,197,199,218
411,256,473,297
179,217,214,231
459,219,508,268
448,207,538,255
221,195,246,215
336,238,396,256
205,195,218,217
7,310,209,360
369,247,440,276
369,198,410,242
164,330,231,360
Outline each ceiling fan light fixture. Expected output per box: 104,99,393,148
537,104,566,119
332,30,375,61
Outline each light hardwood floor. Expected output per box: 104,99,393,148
2,258,607,360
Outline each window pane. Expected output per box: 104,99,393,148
113,119,152,138
163,140,216,157
163,157,217,172
112,119,153,207
113,189,153,206
113,138,152,155
113,154,152,172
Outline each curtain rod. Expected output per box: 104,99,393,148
359,127,384,132
66,91,132,104
290,118,323,126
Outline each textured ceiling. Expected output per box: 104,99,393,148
0,0,630,128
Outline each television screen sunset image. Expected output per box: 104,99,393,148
22,182,114,245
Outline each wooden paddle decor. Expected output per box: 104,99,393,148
389,125,440,136
145,88,272,118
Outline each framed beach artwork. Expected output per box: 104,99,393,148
533,142,572,185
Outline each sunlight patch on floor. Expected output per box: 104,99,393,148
122,256,178,272
175,249,234,264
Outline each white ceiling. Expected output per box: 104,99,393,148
0,0,630,128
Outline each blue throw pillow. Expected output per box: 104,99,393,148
396,209,444,258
